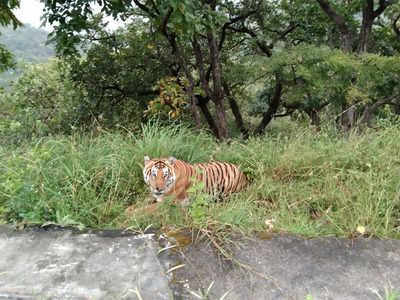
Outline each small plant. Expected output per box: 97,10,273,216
372,286,400,300
145,77,188,119
187,174,210,226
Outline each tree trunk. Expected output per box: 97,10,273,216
305,109,321,128
316,0,355,129
254,78,283,135
196,95,219,137
186,80,202,130
358,99,386,130
223,81,249,138
357,1,374,53
207,30,230,140
167,35,201,129
192,37,212,99
340,102,356,131
155,6,202,130
316,0,352,52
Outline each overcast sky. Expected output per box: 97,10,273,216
14,0,122,31
14,0,50,30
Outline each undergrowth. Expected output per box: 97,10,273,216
0,121,399,241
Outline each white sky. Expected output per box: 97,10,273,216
14,0,50,30
14,0,123,32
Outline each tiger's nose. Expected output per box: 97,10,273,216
155,187,162,192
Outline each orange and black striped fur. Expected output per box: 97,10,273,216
142,156,248,211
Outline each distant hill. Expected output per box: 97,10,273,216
0,24,54,62
0,24,55,86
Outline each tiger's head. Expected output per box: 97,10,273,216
143,156,177,201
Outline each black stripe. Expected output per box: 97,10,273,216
198,164,206,182
232,167,243,192
218,162,227,193
225,163,234,192
208,164,217,192
211,163,220,191
231,164,239,192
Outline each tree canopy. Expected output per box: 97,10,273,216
36,0,400,139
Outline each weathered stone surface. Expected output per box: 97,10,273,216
0,225,172,300
171,234,400,300
1,225,399,300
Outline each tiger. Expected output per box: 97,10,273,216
141,155,248,212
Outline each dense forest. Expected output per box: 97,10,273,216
1,1,400,240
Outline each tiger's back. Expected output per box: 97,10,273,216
143,156,248,205
191,161,248,195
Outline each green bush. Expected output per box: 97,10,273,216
0,59,83,144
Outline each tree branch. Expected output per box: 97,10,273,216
393,13,400,40
149,0,160,15
219,9,258,50
316,0,351,51
161,6,173,37
373,0,395,18
132,0,157,18
227,25,272,56
316,0,347,28
254,76,283,135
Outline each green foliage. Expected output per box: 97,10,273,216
0,1,23,75
0,42,14,74
0,59,83,144
132,121,216,164
187,177,209,226
40,0,400,137
0,134,135,227
1,0,400,238
0,0,22,29
145,77,188,119
67,20,176,128
249,45,400,127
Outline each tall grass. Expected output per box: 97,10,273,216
1,122,399,238
225,127,400,238
0,123,215,229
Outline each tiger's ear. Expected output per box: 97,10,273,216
144,155,150,165
169,156,177,165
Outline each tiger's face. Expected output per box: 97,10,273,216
143,156,177,201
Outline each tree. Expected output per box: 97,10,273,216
0,0,23,73
66,18,177,127
41,0,400,136
42,0,302,140
315,0,398,129
0,59,84,143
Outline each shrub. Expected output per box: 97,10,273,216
0,59,83,144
